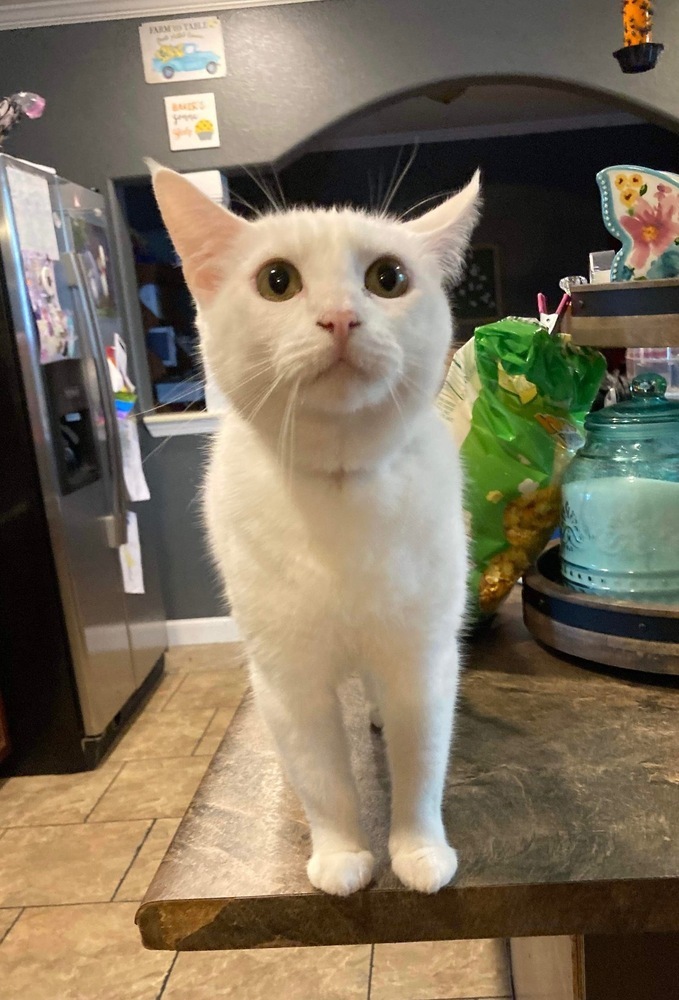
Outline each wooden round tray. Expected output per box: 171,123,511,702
522,543,679,675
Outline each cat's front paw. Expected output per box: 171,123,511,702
307,849,375,896
390,841,458,894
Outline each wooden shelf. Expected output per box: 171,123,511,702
566,278,679,347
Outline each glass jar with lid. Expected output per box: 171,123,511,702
560,372,679,603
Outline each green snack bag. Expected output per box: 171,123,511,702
437,318,606,621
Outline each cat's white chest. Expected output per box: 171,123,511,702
206,411,466,640
295,465,405,565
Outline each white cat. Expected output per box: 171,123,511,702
150,162,480,896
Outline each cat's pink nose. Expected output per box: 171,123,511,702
317,309,361,345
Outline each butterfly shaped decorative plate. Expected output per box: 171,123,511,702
597,165,679,281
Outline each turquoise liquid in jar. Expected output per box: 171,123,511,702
560,373,679,605
561,476,679,602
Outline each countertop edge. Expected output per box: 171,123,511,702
136,875,679,951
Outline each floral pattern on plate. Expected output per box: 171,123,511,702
597,165,679,281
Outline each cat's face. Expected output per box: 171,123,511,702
150,163,480,423
199,207,466,418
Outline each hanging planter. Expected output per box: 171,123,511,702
614,0,664,73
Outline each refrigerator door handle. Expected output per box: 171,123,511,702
61,250,128,549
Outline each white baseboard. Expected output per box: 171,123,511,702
166,616,241,646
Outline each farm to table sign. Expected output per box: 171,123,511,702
139,16,226,84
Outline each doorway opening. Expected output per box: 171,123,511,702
118,81,679,413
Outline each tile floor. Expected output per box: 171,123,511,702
0,643,513,1000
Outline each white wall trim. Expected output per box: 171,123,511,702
308,111,641,153
166,615,242,645
0,0,325,31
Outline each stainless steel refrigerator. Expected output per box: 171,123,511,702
0,153,166,774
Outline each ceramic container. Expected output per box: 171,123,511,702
560,372,679,604
597,165,679,281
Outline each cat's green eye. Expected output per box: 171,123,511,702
365,256,409,298
256,259,303,301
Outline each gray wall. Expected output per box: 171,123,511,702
140,429,225,619
1,1,679,186
2,0,679,619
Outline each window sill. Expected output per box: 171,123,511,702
144,413,221,437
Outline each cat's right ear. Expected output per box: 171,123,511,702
404,170,481,281
146,159,249,306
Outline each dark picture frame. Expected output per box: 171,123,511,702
452,244,502,337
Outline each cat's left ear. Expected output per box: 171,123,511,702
147,158,250,307
404,170,481,280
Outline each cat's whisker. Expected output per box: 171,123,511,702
277,351,317,372
238,374,289,420
141,432,176,466
399,367,439,399
398,370,419,389
288,385,299,487
277,388,289,460
402,354,435,374
242,385,276,422
135,377,207,418
271,168,288,211
278,379,299,487
262,348,332,385
240,164,284,214
187,490,204,512
136,358,276,423
229,191,264,218
379,145,404,215
398,189,452,222
236,356,275,375
368,172,376,213
232,383,263,417
244,367,290,422
290,386,300,467
229,360,286,415
227,359,276,395
388,382,408,441
401,364,429,383
380,145,418,217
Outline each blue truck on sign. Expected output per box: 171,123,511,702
152,43,220,79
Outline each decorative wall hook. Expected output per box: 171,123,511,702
0,92,45,146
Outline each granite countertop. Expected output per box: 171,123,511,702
137,592,679,951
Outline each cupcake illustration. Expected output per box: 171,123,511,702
195,118,214,142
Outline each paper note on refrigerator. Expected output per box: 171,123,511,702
6,165,60,260
119,417,150,502
119,512,145,594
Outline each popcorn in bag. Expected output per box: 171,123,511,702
437,318,606,621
